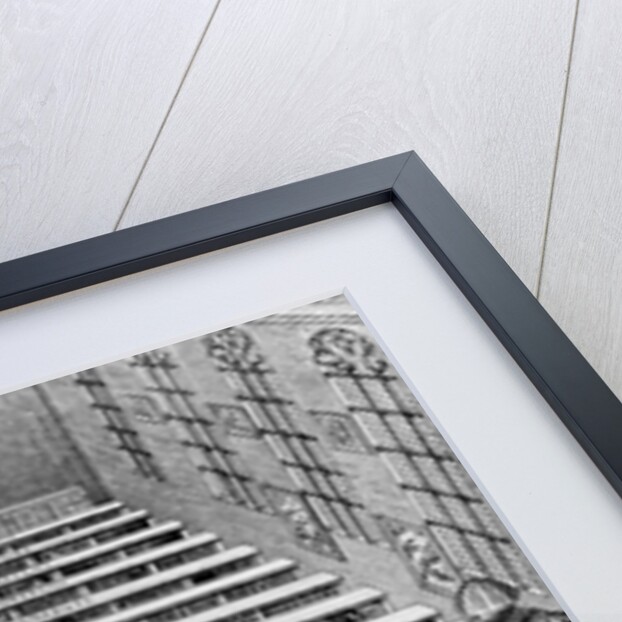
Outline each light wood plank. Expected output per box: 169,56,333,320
0,0,217,262
539,1,622,399
120,0,576,289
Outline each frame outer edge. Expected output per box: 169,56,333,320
0,153,412,312
391,151,622,499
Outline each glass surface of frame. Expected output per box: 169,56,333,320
0,205,620,621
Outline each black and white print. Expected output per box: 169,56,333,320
0,295,568,622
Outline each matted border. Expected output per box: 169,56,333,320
1,151,621,501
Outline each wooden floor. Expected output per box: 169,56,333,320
2,1,620,400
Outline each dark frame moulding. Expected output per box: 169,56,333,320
1,150,621,501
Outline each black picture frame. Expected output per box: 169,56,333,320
1,150,620,503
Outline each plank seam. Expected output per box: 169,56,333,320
113,0,224,232
534,0,581,298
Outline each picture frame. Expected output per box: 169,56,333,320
1,149,620,506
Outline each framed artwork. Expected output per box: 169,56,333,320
0,152,619,621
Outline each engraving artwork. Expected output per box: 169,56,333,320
0,296,568,622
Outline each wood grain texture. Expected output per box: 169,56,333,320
539,1,622,400
119,0,576,290
0,0,217,262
